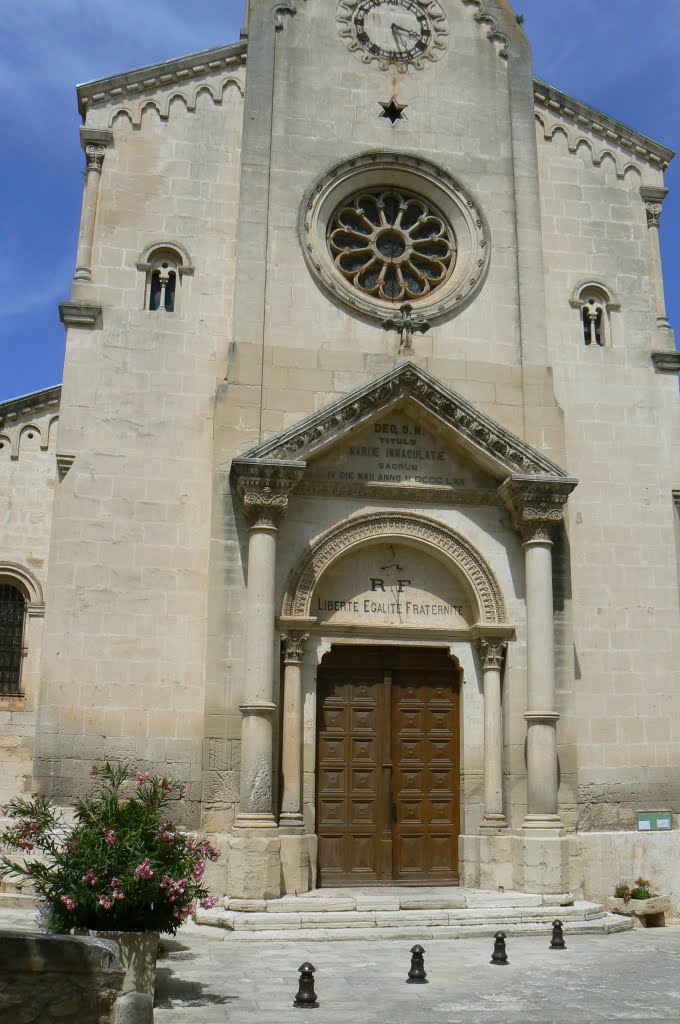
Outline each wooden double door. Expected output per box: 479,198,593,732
316,646,460,886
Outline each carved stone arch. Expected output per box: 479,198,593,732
0,562,44,610
282,511,508,626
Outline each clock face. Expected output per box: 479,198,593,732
337,0,448,70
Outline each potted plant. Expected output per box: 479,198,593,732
611,877,670,927
0,762,220,996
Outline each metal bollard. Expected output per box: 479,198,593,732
490,931,509,965
406,944,428,984
550,920,567,949
293,962,319,1008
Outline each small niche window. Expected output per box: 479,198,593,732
0,584,26,696
570,281,620,349
136,243,194,314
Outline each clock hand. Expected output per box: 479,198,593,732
391,21,421,46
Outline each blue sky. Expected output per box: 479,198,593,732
1,0,678,402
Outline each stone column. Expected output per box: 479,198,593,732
279,631,308,832
500,476,577,833
236,486,289,827
478,639,508,831
641,187,672,337
74,128,113,284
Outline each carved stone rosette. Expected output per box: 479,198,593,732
500,475,578,544
232,458,306,529
478,638,506,671
281,631,309,665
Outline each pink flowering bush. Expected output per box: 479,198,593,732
0,762,220,935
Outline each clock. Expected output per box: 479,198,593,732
337,0,448,71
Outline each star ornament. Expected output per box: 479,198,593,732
379,98,407,125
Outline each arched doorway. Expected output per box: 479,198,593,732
316,644,461,886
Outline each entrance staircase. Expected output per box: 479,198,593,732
196,887,632,941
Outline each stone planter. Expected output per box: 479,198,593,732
610,895,670,927
94,931,159,997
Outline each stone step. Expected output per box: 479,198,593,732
196,898,631,941
0,893,37,911
223,890,575,915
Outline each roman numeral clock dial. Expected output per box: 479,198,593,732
337,0,448,72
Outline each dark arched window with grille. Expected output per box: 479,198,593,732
0,584,25,695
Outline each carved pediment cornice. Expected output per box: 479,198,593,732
240,361,569,481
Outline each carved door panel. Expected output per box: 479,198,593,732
391,649,460,883
316,648,389,886
316,647,460,886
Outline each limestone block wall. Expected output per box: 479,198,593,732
571,831,680,915
538,125,680,828
33,62,246,822
0,394,58,802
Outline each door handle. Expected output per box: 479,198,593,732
391,802,397,824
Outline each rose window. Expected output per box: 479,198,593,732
328,189,456,302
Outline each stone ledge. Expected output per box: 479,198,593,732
651,351,680,374
58,302,102,328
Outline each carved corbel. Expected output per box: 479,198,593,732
499,475,578,544
232,458,306,529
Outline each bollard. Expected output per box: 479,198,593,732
293,962,319,1008
406,944,428,984
550,920,566,950
490,931,509,965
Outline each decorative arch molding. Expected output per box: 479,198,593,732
0,562,44,612
136,241,194,275
535,113,645,183
282,511,508,626
461,0,512,58
108,76,244,129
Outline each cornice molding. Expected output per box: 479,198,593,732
77,40,247,116
534,79,675,171
241,360,569,480
0,386,61,428
499,475,578,542
59,302,102,328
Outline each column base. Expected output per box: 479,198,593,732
227,830,282,900
278,812,305,835
280,833,317,895
479,813,509,833
514,832,570,895
234,812,278,829
522,813,564,835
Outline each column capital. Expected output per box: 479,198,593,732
232,458,305,529
640,186,669,227
80,127,113,170
281,631,309,664
478,638,507,671
500,475,578,543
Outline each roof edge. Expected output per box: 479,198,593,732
534,78,675,169
0,385,62,427
77,39,247,117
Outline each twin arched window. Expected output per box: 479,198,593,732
571,281,619,349
136,243,194,314
0,584,25,696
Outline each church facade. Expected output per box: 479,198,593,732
2,0,679,904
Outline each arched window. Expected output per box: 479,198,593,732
570,281,620,349
0,584,26,695
136,243,194,314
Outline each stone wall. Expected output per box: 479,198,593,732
571,831,680,916
0,931,124,1024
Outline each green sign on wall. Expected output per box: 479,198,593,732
637,811,673,832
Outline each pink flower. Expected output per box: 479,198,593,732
134,858,154,880
110,877,121,888
200,897,219,910
135,771,151,784
112,889,125,901
82,869,99,888
98,896,113,910
192,861,205,882
89,765,98,779
102,828,116,846
60,895,76,912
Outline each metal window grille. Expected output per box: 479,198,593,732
0,584,25,696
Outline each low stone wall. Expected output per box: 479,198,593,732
0,931,125,1024
572,832,680,915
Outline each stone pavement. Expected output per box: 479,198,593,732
1,908,679,1022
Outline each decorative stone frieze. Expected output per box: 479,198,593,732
232,459,305,528
499,475,578,543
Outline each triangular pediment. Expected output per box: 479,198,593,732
238,362,569,498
